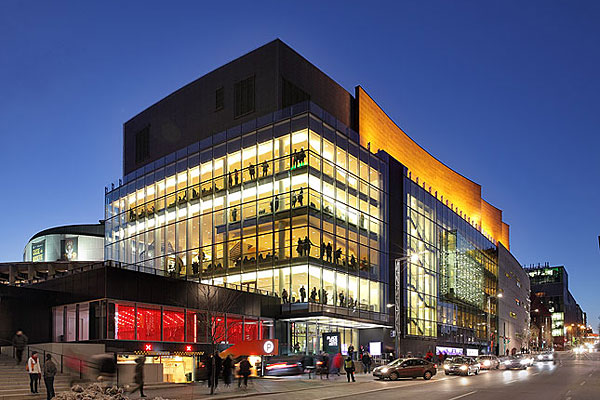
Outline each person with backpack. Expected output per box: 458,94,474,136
344,356,356,382
362,352,372,374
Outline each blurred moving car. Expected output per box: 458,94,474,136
477,355,500,370
373,358,437,380
262,356,304,376
536,351,554,362
443,357,480,376
500,355,530,370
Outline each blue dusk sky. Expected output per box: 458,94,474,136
1,1,599,329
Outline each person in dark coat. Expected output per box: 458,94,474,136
209,352,222,389
130,356,146,397
361,352,372,374
12,330,28,365
300,286,307,302
238,357,251,389
43,354,57,400
320,353,329,380
222,355,233,386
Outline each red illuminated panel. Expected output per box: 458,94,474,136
244,318,259,341
163,309,185,342
227,316,243,344
185,345,192,352
144,343,153,351
186,311,197,343
212,316,225,343
137,307,161,341
115,304,135,340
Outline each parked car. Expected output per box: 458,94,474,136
500,355,530,370
536,351,554,362
477,355,500,370
443,356,480,376
373,358,437,380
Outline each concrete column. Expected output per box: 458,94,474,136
47,263,56,279
28,264,37,282
9,264,16,285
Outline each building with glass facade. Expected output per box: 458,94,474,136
101,39,522,357
526,264,585,350
1,40,526,373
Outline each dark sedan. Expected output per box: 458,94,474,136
443,356,480,376
373,358,437,380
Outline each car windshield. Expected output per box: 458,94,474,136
388,358,406,367
448,357,469,363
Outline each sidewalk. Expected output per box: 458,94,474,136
141,371,382,400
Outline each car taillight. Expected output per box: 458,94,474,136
433,364,437,368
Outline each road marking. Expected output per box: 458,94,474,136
506,379,517,384
566,397,572,400
588,373,593,377
531,372,539,376
580,381,586,386
448,391,477,400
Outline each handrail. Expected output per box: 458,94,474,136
0,338,100,379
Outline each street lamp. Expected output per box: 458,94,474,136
487,292,502,355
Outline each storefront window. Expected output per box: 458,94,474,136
137,306,161,341
227,316,243,344
163,309,185,342
186,311,196,342
116,304,135,340
244,318,259,341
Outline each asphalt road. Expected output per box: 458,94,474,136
142,351,599,400
313,351,600,400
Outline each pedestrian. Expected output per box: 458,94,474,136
326,242,332,262
302,353,315,379
300,285,306,302
303,236,312,256
238,357,251,389
348,344,355,360
130,356,146,397
12,330,28,364
425,350,434,362
310,287,318,302
296,238,303,257
297,188,304,206
333,352,343,376
234,169,239,185
339,291,345,307
344,356,356,382
362,352,372,374
282,288,289,304
320,242,326,259
249,163,255,180
262,160,269,177
43,354,57,400
211,351,222,389
222,355,233,387
27,351,41,394
320,353,329,380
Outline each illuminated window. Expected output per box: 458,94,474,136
137,306,161,341
163,309,185,342
115,304,135,340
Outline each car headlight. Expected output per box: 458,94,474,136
381,368,388,373
459,365,468,371
503,360,511,364
444,365,450,369
483,360,491,366
537,355,543,360
520,359,528,364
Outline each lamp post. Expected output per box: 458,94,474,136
487,292,502,355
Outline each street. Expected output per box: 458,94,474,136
142,351,600,400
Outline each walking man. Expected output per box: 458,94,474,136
12,330,28,364
238,357,251,389
43,354,57,400
130,356,146,397
26,351,41,394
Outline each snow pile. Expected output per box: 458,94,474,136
54,383,170,400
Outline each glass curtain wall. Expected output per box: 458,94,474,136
404,177,498,346
105,105,389,316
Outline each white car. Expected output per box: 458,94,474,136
537,351,554,362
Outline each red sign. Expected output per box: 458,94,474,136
185,345,193,352
220,339,279,358
144,343,153,351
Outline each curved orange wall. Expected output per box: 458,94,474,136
356,86,509,249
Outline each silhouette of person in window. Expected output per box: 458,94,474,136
249,163,255,180
262,161,269,177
